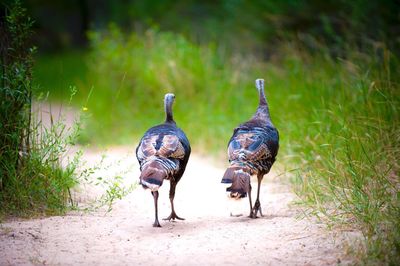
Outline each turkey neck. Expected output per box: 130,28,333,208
253,79,273,127
164,94,175,124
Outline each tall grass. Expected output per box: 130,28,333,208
71,27,399,263
2,100,83,216
285,49,400,264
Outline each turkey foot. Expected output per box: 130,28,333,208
163,211,185,221
251,199,263,218
249,211,256,218
153,220,161,227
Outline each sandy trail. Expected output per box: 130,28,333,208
0,146,360,266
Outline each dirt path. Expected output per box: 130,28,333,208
0,146,360,266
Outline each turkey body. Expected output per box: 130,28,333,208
136,93,191,227
222,79,279,218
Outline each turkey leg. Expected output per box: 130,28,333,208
152,191,161,227
163,180,185,221
248,184,255,218
252,173,264,218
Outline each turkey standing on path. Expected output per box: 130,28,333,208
136,93,191,227
222,79,279,218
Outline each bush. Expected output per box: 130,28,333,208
0,1,80,216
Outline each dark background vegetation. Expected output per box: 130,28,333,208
2,0,400,53
1,0,399,264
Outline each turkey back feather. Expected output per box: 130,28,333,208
136,123,191,189
227,125,279,174
222,166,251,198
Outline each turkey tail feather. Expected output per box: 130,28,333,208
221,167,236,184
221,166,251,198
139,161,168,191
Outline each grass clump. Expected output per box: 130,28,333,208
4,101,83,215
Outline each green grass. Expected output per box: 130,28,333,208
33,27,399,264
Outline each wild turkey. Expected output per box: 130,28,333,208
136,93,191,227
221,79,279,218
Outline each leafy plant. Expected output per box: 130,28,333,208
74,152,137,213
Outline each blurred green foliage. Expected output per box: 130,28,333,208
33,50,87,99
82,27,260,149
